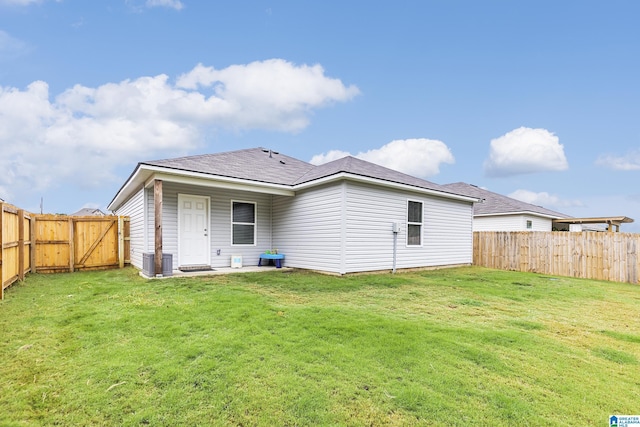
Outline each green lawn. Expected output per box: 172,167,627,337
1,266,638,426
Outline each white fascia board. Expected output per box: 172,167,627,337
141,166,296,197
293,172,479,203
474,212,561,220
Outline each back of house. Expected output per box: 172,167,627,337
108,148,479,275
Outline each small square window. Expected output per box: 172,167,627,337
526,220,532,229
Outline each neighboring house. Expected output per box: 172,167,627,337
108,147,479,275
553,216,634,233
72,208,106,216
440,182,569,232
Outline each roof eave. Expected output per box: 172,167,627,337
474,211,568,220
109,163,481,212
108,163,296,211
107,163,147,212
294,172,480,203
553,216,634,225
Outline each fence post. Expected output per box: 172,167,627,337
118,216,125,269
68,217,75,273
0,202,4,300
18,209,25,281
30,215,36,274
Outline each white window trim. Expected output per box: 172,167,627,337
231,200,257,246
406,199,423,247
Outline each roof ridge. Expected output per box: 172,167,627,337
142,147,265,164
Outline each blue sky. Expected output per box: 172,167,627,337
1,0,639,231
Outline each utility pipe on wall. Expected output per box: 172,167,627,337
392,222,400,273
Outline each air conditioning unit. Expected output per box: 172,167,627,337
142,253,173,277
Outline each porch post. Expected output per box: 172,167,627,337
154,179,163,276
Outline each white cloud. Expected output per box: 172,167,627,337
309,150,351,165
310,138,455,178
595,150,640,171
508,189,583,209
484,127,569,177
0,59,358,199
177,60,360,132
145,0,183,10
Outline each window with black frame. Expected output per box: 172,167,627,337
407,200,422,246
232,201,256,245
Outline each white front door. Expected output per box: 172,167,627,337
178,194,210,266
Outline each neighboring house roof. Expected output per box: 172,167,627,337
440,182,569,219
72,208,106,216
109,148,479,211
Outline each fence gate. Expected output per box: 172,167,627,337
35,215,129,273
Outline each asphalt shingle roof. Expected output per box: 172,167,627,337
143,148,461,196
142,148,315,186
440,182,569,218
110,148,484,211
295,156,453,193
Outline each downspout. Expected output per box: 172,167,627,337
392,222,399,273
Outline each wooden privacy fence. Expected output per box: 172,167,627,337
0,204,32,300
34,214,130,274
1,202,130,299
474,231,640,284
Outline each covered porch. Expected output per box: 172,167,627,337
553,216,634,232
148,175,294,277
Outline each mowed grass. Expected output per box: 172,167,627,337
1,266,639,426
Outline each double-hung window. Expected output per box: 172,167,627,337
232,201,256,245
407,200,423,246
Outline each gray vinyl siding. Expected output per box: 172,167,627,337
113,186,145,269
343,182,473,273
146,182,275,270
474,215,552,231
272,183,343,273
272,181,473,274
423,192,474,266
138,178,473,274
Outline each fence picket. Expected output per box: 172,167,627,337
0,203,130,299
474,231,640,284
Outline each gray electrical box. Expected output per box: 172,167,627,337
392,222,401,233
142,253,173,277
